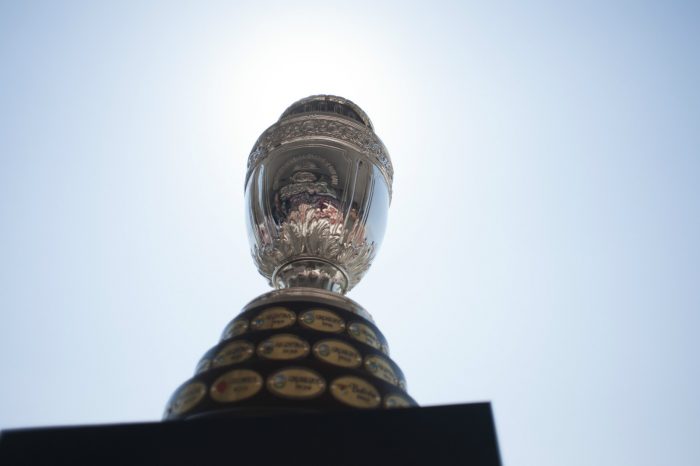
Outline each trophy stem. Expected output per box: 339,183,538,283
272,258,349,294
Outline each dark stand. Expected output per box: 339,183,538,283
0,402,501,466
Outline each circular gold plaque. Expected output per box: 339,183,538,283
354,307,374,323
364,355,398,385
210,369,263,403
250,307,296,331
312,339,362,368
169,382,206,416
347,322,381,350
299,309,346,333
267,367,326,399
257,334,310,360
212,340,255,368
194,358,211,374
384,394,414,409
221,319,249,340
330,376,381,409
380,343,390,356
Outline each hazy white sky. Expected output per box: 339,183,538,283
1,1,699,465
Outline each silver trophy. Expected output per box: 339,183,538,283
245,95,393,294
164,95,415,419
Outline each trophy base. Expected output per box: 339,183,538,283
0,403,502,466
164,288,416,419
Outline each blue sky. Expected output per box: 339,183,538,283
1,1,699,465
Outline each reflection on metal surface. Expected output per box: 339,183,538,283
246,96,391,294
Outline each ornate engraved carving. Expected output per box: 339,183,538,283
246,115,393,196
252,202,375,292
280,95,374,129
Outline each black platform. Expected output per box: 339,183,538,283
0,403,501,465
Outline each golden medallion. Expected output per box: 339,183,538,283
347,322,381,350
210,369,263,402
364,355,398,385
221,319,249,340
194,358,211,374
212,340,255,368
250,307,296,331
312,339,362,368
299,309,345,333
354,307,374,323
380,343,390,356
267,367,326,399
168,382,206,416
384,394,414,408
330,376,381,408
257,334,310,360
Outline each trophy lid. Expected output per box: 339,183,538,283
279,95,374,130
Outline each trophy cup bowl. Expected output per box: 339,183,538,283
245,95,393,294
